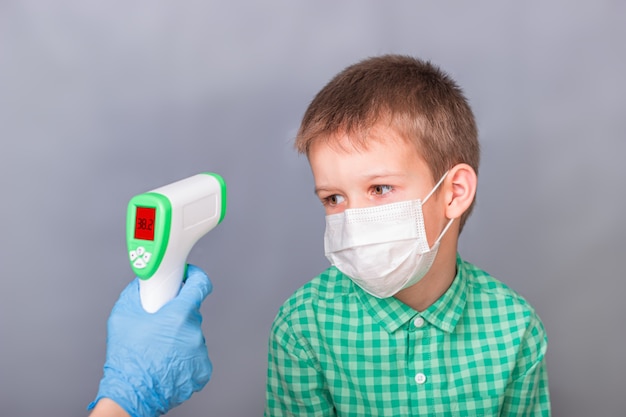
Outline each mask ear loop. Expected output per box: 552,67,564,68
422,171,449,204
422,171,455,248
432,218,454,247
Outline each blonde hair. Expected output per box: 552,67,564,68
295,54,480,229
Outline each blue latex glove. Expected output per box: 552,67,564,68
88,265,213,417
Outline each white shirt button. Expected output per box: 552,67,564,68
413,317,425,328
415,373,426,384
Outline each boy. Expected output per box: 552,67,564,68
265,55,550,416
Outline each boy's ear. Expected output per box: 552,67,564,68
444,163,477,220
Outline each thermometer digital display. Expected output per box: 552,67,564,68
126,172,227,313
134,207,156,241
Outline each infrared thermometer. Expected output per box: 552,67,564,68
126,173,227,313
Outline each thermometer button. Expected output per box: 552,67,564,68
142,252,152,263
133,258,147,269
129,250,138,261
136,246,145,256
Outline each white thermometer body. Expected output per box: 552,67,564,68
126,173,226,313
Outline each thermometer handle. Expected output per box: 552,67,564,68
139,263,186,313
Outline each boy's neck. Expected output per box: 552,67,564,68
393,240,458,312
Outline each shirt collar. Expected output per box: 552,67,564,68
419,256,468,333
354,254,468,334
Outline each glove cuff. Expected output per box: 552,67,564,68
87,367,164,417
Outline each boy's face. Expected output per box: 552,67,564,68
309,124,448,246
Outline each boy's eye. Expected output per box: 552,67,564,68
372,185,392,195
325,194,345,206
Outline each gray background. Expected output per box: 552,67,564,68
0,1,624,416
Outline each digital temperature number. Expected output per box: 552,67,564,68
134,206,156,240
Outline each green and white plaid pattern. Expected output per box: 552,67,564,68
265,255,550,416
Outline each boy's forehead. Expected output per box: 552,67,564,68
308,127,433,180
308,124,419,156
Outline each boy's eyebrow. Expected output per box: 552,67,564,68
313,171,407,195
313,186,334,196
357,169,408,183
362,171,406,181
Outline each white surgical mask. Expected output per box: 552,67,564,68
324,172,454,298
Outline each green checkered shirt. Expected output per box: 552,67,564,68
265,255,550,416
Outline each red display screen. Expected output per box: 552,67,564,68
134,206,156,240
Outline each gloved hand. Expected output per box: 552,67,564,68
88,265,213,417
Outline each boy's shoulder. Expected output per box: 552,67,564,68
276,266,351,318
459,257,538,312
458,257,546,336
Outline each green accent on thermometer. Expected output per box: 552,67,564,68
204,172,227,225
